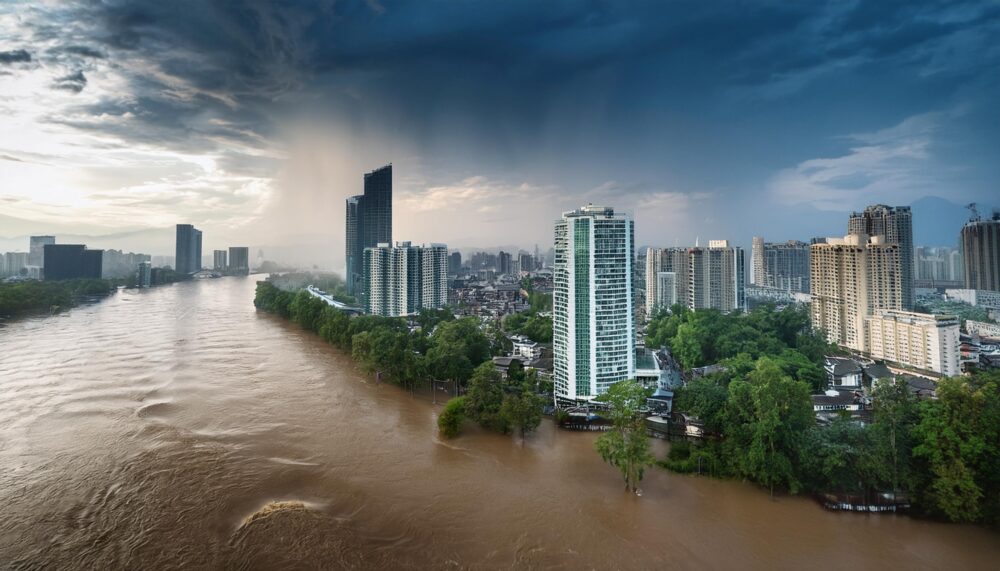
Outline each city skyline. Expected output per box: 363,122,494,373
2,1,999,264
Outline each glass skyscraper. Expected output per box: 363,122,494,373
346,165,393,296
175,224,202,275
553,205,634,404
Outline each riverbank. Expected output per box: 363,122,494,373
0,278,117,319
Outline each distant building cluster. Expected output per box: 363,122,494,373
175,224,249,277
644,240,746,316
915,246,963,285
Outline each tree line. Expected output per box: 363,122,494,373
0,279,117,318
254,280,547,440
651,304,1000,525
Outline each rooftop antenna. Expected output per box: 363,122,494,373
967,202,981,222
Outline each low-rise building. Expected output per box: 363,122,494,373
510,334,543,360
966,320,1000,340
865,310,960,376
824,356,863,390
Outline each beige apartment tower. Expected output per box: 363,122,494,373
810,234,902,351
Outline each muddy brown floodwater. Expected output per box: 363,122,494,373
0,277,997,569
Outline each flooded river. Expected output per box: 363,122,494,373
1,278,997,569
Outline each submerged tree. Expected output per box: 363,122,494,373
595,380,654,493
501,384,544,441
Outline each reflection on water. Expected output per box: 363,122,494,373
0,278,997,569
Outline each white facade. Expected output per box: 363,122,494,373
364,241,448,317
966,320,1000,339
656,272,677,309
1,252,29,278
553,205,634,403
865,310,960,376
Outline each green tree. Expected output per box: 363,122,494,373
594,380,654,493
870,378,919,494
725,357,813,494
912,374,1000,523
673,378,728,435
464,362,508,432
438,397,467,438
427,341,474,388
501,384,544,441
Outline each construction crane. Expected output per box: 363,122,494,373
967,202,981,222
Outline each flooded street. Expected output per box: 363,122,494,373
1,277,997,569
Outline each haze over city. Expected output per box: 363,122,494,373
2,0,999,267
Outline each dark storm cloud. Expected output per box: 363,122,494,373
56,45,106,59
30,0,999,147
52,70,88,93
0,49,31,64
8,0,999,245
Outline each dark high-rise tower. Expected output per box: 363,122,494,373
43,244,103,280
848,205,913,310
345,164,393,294
345,195,361,293
175,224,203,274
961,212,1000,292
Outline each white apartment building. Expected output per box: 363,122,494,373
553,205,634,404
364,241,448,317
810,234,902,351
865,310,960,376
644,241,744,316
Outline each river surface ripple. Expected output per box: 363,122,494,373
0,278,997,569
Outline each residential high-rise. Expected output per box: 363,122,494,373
655,272,678,309
346,165,393,295
865,310,960,376
644,247,688,315
553,205,634,404
848,205,913,309
138,261,152,288
28,236,55,268
228,247,250,276
519,253,534,273
43,244,103,280
175,224,203,274
421,244,449,309
498,251,514,276
363,241,448,316
345,195,361,292
960,212,1000,292
1,252,29,278
213,250,227,271
751,236,765,285
751,238,810,293
810,234,902,351
688,240,746,312
448,251,462,275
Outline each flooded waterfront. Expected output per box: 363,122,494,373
1,278,998,569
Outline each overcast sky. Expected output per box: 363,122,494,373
1,1,998,262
